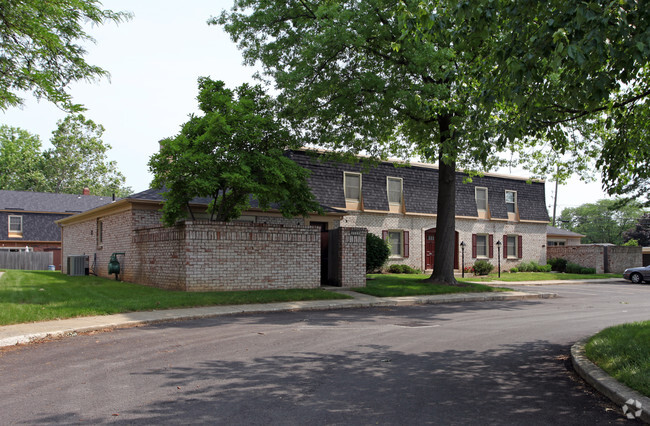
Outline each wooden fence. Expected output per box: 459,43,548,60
0,252,53,270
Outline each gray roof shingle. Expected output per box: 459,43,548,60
0,190,115,213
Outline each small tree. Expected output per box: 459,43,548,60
623,213,650,247
366,233,390,273
148,78,322,227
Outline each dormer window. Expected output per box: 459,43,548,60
387,177,403,211
344,172,361,201
475,187,488,211
505,190,517,214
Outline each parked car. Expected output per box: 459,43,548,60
623,266,650,284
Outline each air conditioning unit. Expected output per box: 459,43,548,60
67,255,88,276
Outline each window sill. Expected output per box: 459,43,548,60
8,233,23,238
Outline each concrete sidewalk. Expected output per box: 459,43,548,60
485,278,626,286
0,287,556,348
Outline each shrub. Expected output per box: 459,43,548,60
517,261,552,273
548,257,568,273
388,264,421,274
581,267,596,274
539,264,552,272
366,233,390,273
509,267,518,273
623,239,639,247
464,266,474,274
565,262,584,274
473,260,494,276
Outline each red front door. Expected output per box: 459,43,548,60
425,229,435,270
424,229,460,270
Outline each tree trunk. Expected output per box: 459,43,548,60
428,115,459,285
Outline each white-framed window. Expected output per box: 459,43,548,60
8,215,22,236
383,230,410,258
387,177,403,205
506,235,517,258
475,234,488,257
475,187,488,211
344,172,362,201
505,190,517,214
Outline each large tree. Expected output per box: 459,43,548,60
218,0,650,285
41,114,130,196
558,199,645,245
0,0,131,111
0,125,47,191
148,77,322,227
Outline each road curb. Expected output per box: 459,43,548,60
571,337,650,423
0,290,555,349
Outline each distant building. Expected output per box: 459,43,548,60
546,225,584,246
0,189,114,269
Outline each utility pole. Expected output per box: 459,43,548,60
552,165,559,227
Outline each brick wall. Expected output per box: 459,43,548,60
329,227,366,287
606,246,642,273
547,245,605,273
341,212,547,272
130,220,321,291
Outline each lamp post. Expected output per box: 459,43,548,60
460,241,466,278
496,240,502,278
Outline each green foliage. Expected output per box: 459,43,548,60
149,78,322,226
0,0,131,111
218,0,650,283
388,264,421,274
564,262,595,274
366,233,390,273
516,261,551,273
509,267,518,273
0,117,130,196
558,199,646,244
623,239,639,247
473,260,494,276
548,258,568,273
623,213,650,246
0,125,47,191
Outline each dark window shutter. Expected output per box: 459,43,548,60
518,235,523,259
503,234,508,258
382,230,388,241
489,234,494,258
403,231,409,258
472,234,477,258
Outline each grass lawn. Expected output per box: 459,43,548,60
0,270,351,326
585,321,650,397
357,273,507,297
461,271,622,282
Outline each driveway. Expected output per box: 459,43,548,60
1,283,649,424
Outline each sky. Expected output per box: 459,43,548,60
0,0,613,217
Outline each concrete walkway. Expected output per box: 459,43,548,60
0,286,555,348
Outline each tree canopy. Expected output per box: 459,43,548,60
0,116,131,196
148,77,322,227
623,213,650,247
218,0,650,284
558,199,646,245
0,0,131,111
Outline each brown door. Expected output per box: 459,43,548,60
310,222,329,285
425,229,435,270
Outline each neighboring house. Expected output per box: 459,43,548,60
0,189,114,269
59,150,549,290
546,225,584,246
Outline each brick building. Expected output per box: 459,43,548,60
58,150,549,290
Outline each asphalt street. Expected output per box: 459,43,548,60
1,282,649,425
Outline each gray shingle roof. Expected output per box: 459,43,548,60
288,150,550,222
546,225,585,238
0,190,115,213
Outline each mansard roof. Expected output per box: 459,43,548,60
288,150,550,222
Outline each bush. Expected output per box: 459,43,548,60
565,262,583,274
388,264,421,274
366,233,390,273
509,267,518,273
548,257,568,273
581,267,596,274
473,260,494,276
516,261,552,273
